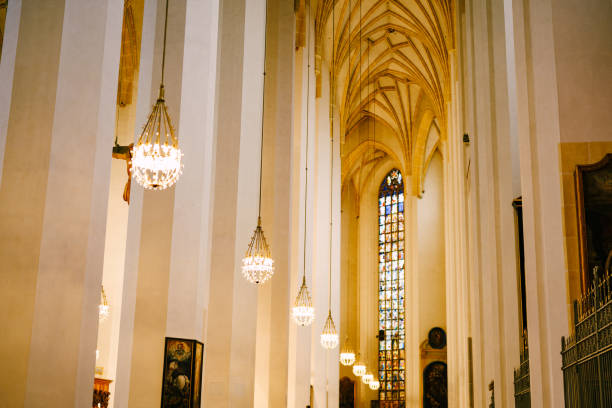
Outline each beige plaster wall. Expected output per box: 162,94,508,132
552,0,612,143
417,151,446,342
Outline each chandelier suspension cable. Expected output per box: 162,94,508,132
372,38,376,153
131,0,182,191
328,0,336,314
160,0,169,88
241,0,274,285
257,0,270,220
291,0,315,326
302,0,311,284
320,0,339,351
339,0,356,368
367,28,371,159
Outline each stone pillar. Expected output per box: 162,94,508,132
252,0,295,405
112,0,187,406
0,0,122,406
201,0,271,404
507,0,568,406
287,25,314,408
0,0,21,184
165,0,219,344
459,0,522,406
312,61,340,408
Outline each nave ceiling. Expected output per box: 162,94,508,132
298,0,454,198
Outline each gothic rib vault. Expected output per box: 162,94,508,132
301,0,454,198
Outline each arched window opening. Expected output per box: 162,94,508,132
378,169,406,406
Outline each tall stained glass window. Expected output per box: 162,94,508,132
378,169,405,407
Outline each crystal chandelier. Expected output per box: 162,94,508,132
131,0,182,190
369,379,380,390
242,217,274,284
353,358,366,377
291,0,314,323
99,286,109,321
242,0,275,285
362,372,373,385
320,310,339,349
340,337,355,366
292,276,315,326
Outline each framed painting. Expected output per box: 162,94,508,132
160,337,204,408
575,153,612,292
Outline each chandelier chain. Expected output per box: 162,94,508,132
328,0,335,312
302,0,311,282
258,0,270,218
160,0,169,87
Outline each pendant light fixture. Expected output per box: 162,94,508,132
320,1,339,351
131,0,183,190
362,372,373,385
291,0,315,326
99,286,110,321
242,0,274,285
353,355,366,377
340,336,356,366
369,379,380,390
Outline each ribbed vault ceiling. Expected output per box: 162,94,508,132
306,0,454,196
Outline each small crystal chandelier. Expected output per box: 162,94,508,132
353,357,366,377
362,372,373,385
99,286,110,321
321,310,339,349
242,0,274,285
369,379,380,390
340,337,355,366
292,276,315,326
242,217,274,284
131,0,183,190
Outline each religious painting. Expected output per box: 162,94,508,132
575,153,612,291
423,361,447,408
161,337,204,408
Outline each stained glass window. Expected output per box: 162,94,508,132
378,169,405,407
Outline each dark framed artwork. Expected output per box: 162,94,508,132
427,327,446,350
575,153,612,292
160,337,204,408
423,361,447,408
339,376,355,408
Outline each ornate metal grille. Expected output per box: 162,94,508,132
514,342,531,408
562,267,612,407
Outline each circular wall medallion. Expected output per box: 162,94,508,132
428,327,446,349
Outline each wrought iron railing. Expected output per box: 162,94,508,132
514,342,530,408
561,267,612,407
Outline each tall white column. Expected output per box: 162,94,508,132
252,0,296,405
0,0,122,406
460,0,522,406
287,29,314,408
0,0,21,185
311,61,341,408
201,0,277,404
113,1,187,406
508,0,568,406
165,0,219,343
